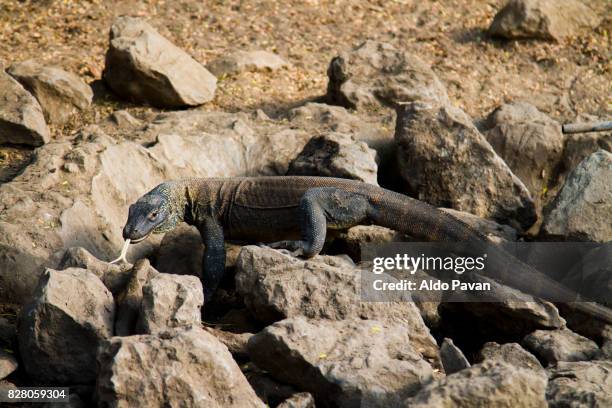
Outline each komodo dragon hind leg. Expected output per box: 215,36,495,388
199,217,226,303
267,187,371,258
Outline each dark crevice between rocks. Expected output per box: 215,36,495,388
0,144,35,184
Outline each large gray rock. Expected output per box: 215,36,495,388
477,342,543,372
481,102,564,214
404,360,547,407
395,102,536,230
0,70,49,146
0,110,310,304
97,326,265,407
7,60,92,125
542,150,612,242
546,361,612,407
136,273,203,334
489,0,601,41
155,224,204,278
248,317,434,408
103,16,217,107
18,268,114,385
326,40,450,111
206,50,289,76
522,329,600,366
287,132,379,185
235,245,439,363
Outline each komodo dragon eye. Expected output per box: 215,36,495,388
148,211,159,221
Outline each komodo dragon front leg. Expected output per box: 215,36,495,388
198,217,226,301
268,187,372,257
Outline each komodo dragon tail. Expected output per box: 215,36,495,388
366,187,612,324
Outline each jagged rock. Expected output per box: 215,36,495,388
207,50,289,76
395,102,536,231
248,317,435,408
235,245,439,362
58,246,133,294
481,102,564,213
136,273,203,334
542,150,612,242
440,338,470,374
477,342,543,372
18,268,114,385
0,70,49,146
330,225,406,260
440,208,518,243
522,329,599,365
103,16,217,107
7,60,92,125
108,109,143,129
97,326,265,407
114,259,159,336
326,40,450,111
277,393,316,408
0,350,17,380
404,360,547,407
546,361,612,407
489,0,601,41
0,110,310,304
287,132,379,185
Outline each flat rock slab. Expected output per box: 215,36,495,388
477,342,543,372
207,50,289,76
542,150,612,242
489,0,601,41
522,329,600,366
0,70,49,146
18,268,114,385
248,317,434,408
395,102,536,230
546,361,612,407
97,326,265,407
103,16,217,107
440,338,470,375
404,360,547,407
8,59,92,125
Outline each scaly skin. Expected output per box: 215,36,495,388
121,176,612,323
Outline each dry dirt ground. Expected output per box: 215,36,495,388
0,0,610,176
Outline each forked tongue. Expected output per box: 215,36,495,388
110,239,131,264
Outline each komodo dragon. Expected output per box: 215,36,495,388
118,176,612,323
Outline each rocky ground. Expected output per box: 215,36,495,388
0,0,611,407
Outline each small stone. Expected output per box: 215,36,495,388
0,70,49,146
489,0,601,41
7,59,93,125
277,392,316,408
440,338,470,374
546,361,612,407
207,50,289,76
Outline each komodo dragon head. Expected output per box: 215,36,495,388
122,182,182,243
